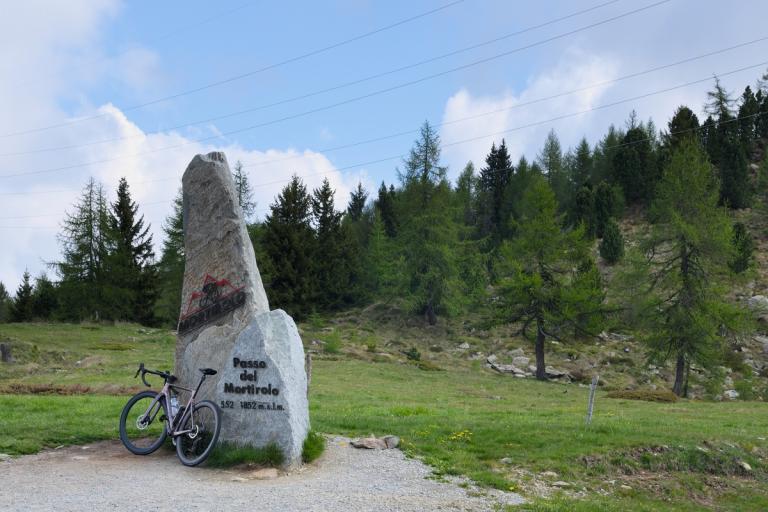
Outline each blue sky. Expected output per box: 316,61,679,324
1,0,767,290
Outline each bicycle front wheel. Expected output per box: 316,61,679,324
175,400,221,466
119,390,168,455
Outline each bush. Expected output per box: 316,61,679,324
734,379,756,401
605,389,678,402
404,347,421,361
729,222,754,274
599,219,624,264
302,431,325,463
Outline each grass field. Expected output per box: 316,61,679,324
1,322,767,510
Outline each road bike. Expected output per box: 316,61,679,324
119,363,222,466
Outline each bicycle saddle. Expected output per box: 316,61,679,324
199,368,217,376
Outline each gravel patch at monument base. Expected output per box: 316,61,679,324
0,437,524,511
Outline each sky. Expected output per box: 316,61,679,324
1,0,767,291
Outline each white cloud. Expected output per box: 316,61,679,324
0,1,360,291
440,48,619,174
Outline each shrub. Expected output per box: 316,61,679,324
599,219,624,264
206,441,284,467
404,347,421,361
729,222,754,274
605,389,678,402
734,379,755,401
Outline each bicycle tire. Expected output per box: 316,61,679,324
175,400,221,467
119,390,168,455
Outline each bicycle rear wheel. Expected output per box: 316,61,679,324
175,400,221,466
119,390,168,455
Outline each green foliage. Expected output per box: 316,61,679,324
476,139,513,244
613,125,659,204
734,378,756,401
232,160,256,220
302,431,326,463
206,441,285,468
404,347,421,361
0,282,10,323
729,221,754,274
154,190,184,326
11,270,34,322
625,140,747,396
496,176,603,379
323,330,342,354
599,219,624,265
261,175,315,318
31,273,57,320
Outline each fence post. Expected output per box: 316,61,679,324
586,375,599,425
0,343,12,363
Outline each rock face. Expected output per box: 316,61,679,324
175,152,309,468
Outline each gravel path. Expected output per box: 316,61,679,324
0,437,524,511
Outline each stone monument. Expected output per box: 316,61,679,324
175,151,309,468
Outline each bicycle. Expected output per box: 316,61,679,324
119,363,222,467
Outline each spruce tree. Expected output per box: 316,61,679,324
718,134,751,209
477,140,513,243
11,270,34,322
599,219,624,264
573,137,593,187
346,182,368,221
572,185,595,237
592,125,623,184
375,182,398,237
665,106,700,149
0,282,10,323
737,86,759,152
593,181,620,238
103,177,157,324
155,190,185,325
496,176,602,380
261,175,315,317
455,162,476,227
31,273,57,320
232,160,256,220
311,179,349,309
613,125,658,203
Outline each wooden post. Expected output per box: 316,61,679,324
586,375,599,425
305,352,312,397
0,343,11,363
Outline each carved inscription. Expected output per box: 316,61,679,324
178,274,246,334
221,357,285,412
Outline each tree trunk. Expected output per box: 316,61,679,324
672,354,685,396
535,317,547,380
425,303,437,326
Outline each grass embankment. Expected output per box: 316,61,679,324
1,322,768,510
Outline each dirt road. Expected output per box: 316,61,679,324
0,437,524,511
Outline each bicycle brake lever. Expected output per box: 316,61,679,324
134,362,144,379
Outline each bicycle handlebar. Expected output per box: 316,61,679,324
134,363,174,387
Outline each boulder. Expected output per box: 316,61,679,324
723,389,739,400
512,356,530,367
509,348,525,357
747,295,768,312
351,436,392,450
175,152,308,468
382,435,400,449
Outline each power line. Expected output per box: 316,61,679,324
0,0,625,158
3,62,765,225
0,0,671,180
0,0,465,139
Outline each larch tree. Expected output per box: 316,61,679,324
624,140,745,396
232,160,256,220
496,176,603,380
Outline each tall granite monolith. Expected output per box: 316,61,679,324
175,151,309,468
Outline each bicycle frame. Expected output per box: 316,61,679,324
140,374,208,437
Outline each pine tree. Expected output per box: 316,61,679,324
627,140,744,396
346,182,368,221
0,282,10,323
573,137,593,187
718,134,751,209
55,178,110,321
496,176,602,380
31,273,57,320
11,270,34,322
261,175,315,317
665,106,700,149
599,219,624,264
232,160,256,220
102,177,157,324
737,86,759,153
155,190,185,325
592,125,623,184
572,185,595,236
593,181,621,238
